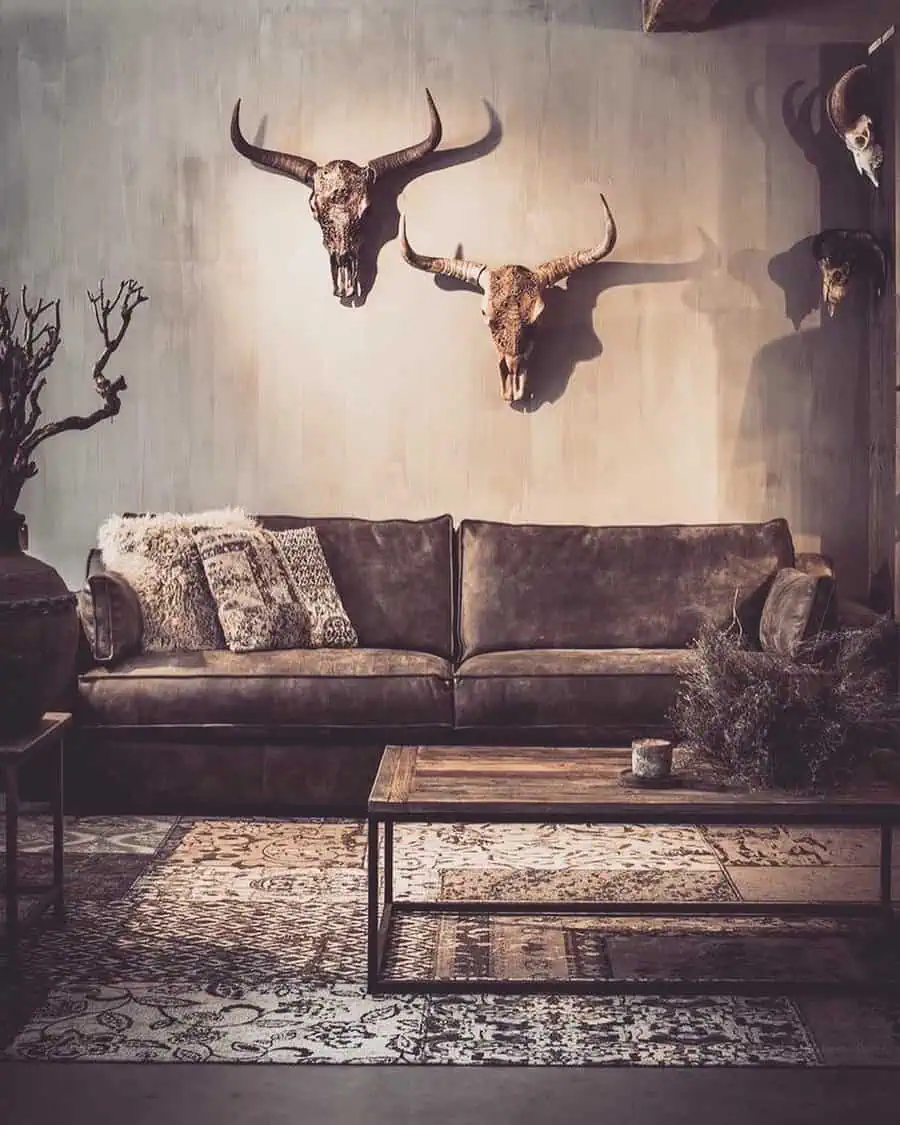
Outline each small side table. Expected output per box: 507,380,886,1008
1,711,71,970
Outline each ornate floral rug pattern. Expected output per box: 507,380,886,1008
2,815,900,1065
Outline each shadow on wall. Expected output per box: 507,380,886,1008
523,240,720,410
778,77,843,179
709,0,864,29
716,240,824,331
358,100,503,305
746,317,870,593
695,52,877,598
767,237,823,329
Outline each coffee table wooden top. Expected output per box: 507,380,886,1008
0,712,72,764
369,745,900,824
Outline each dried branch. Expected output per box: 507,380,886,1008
0,278,148,511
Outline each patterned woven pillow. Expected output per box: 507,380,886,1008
273,527,358,648
97,509,259,651
193,525,358,653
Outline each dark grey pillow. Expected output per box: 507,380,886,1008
76,571,144,664
759,567,836,659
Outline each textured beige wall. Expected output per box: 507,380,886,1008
0,0,896,596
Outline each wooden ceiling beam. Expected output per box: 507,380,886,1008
642,0,722,32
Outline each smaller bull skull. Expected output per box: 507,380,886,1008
826,65,884,188
811,229,887,318
399,195,617,405
231,91,443,301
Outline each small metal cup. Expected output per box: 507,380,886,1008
631,738,673,780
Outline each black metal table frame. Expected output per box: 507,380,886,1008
1,729,66,971
367,808,898,997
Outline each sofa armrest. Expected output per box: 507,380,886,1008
76,571,144,667
75,594,100,674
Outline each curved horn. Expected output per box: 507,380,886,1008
367,89,443,181
826,64,869,135
533,193,617,289
398,213,486,289
230,99,317,186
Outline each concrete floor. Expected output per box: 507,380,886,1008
1,1065,900,1125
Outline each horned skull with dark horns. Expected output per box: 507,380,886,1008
811,228,888,318
826,64,883,188
231,91,443,300
399,195,617,404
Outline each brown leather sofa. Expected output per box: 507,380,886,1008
69,514,866,814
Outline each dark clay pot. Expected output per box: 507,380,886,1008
0,511,79,737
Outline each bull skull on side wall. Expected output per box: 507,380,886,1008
398,195,617,405
230,91,444,301
811,228,888,318
825,64,884,188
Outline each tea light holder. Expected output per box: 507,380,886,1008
631,737,673,780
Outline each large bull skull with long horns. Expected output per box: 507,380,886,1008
231,91,443,301
399,195,617,404
826,64,883,188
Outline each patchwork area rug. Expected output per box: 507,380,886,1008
2,815,900,1065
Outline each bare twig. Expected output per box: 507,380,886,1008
0,278,148,511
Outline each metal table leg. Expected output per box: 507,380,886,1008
52,736,65,922
384,820,394,907
4,764,19,968
367,816,380,991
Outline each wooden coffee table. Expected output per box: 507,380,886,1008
366,744,900,996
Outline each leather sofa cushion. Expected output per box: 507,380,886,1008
259,516,454,659
454,648,697,729
78,649,453,728
759,567,837,659
457,519,795,660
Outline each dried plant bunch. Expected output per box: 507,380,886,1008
669,616,899,791
0,279,148,512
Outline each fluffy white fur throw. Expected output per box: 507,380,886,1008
97,508,258,650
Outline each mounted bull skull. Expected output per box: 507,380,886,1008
811,229,887,318
230,91,443,301
399,195,617,404
826,64,884,188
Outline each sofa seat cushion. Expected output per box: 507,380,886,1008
454,649,697,729
78,649,453,728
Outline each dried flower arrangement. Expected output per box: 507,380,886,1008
669,617,899,791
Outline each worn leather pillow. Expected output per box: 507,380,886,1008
76,571,144,664
759,567,836,658
193,525,358,653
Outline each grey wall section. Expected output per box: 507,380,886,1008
1,0,897,598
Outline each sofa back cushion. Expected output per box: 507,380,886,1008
457,518,795,660
259,515,454,659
